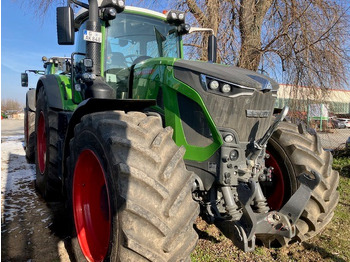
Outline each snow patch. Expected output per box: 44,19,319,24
1,136,37,224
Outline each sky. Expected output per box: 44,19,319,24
1,0,74,104
1,0,168,105
1,0,348,105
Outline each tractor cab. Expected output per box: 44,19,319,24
58,1,215,100
42,56,71,75
102,10,182,98
21,56,70,87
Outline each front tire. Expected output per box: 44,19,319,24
35,88,61,200
67,111,199,261
262,122,339,246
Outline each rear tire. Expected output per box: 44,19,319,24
35,88,61,201
67,111,199,261
262,122,339,246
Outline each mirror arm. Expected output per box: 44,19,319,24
70,0,89,9
25,70,45,75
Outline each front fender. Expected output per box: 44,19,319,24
61,98,156,187
36,75,64,110
26,88,36,111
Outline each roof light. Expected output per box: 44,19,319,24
178,13,185,21
166,10,186,25
118,0,125,7
177,23,191,35
100,0,125,13
102,7,117,21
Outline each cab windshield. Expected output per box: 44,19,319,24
104,12,181,98
105,13,181,71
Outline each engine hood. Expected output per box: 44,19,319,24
174,60,279,91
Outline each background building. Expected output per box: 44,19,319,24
276,84,350,116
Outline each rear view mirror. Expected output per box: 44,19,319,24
208,35,217,63
21,73,28,87
57,6,75,45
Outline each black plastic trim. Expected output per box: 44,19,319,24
27,88,36,112
36,75,64,110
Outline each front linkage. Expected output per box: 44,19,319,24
233,170,321,251
195,106,321,251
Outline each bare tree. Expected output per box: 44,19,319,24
1,99,24,112
23,0,350,115
142,0,349,116
13,0,65,16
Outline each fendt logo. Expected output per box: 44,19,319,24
246,109,271,118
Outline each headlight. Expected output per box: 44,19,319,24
200,74,255,97
166,10,186,25
209,80,219,90
221,83,231,93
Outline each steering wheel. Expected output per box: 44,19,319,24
124,54,139,66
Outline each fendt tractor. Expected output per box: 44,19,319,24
23,56,70,162
22,0,339,261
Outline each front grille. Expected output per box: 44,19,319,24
174,66,276,143
203,90,275,143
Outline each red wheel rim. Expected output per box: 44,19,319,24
73,149,111,262
264,150,285,210
37,112,46,173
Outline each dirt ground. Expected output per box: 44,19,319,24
1,135,73,262
1,120,74,262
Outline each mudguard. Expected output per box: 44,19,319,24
61,98,156,184
36,75,64,110
26,88,36,112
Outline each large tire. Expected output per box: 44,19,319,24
35,88,61,201
67,111,199,261
261,121,339,246
24,101,36,163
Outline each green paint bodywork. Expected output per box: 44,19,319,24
132,58,223,161
54,75,82,111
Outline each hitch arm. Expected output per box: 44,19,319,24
248,106,289,161
279,170,321,224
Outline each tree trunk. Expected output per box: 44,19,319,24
237,0,273,71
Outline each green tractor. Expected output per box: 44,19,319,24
22,0,339,261
22,57,71,163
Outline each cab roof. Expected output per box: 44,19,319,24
75,5,166,27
